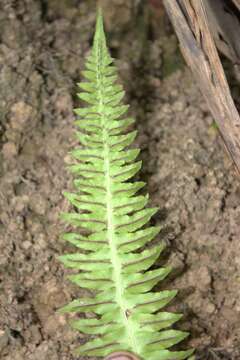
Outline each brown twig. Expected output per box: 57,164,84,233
163,0,240,175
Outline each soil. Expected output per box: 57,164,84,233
0,1,240,359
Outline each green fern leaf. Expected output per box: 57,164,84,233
59,7,194,360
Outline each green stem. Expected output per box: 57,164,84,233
96,41,139,354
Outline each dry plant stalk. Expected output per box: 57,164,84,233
163,0,240,174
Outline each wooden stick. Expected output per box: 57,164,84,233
163,0,240,174
232,0,240,11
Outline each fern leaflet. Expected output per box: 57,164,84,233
59,8,193,360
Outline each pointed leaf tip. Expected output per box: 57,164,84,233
95,6,104,37
92,5,109,59
97,5,103,18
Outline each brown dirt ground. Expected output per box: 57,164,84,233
0,1,240,359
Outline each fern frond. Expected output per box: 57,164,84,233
59,8,193,360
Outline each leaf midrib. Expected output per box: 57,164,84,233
96,39,139,354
